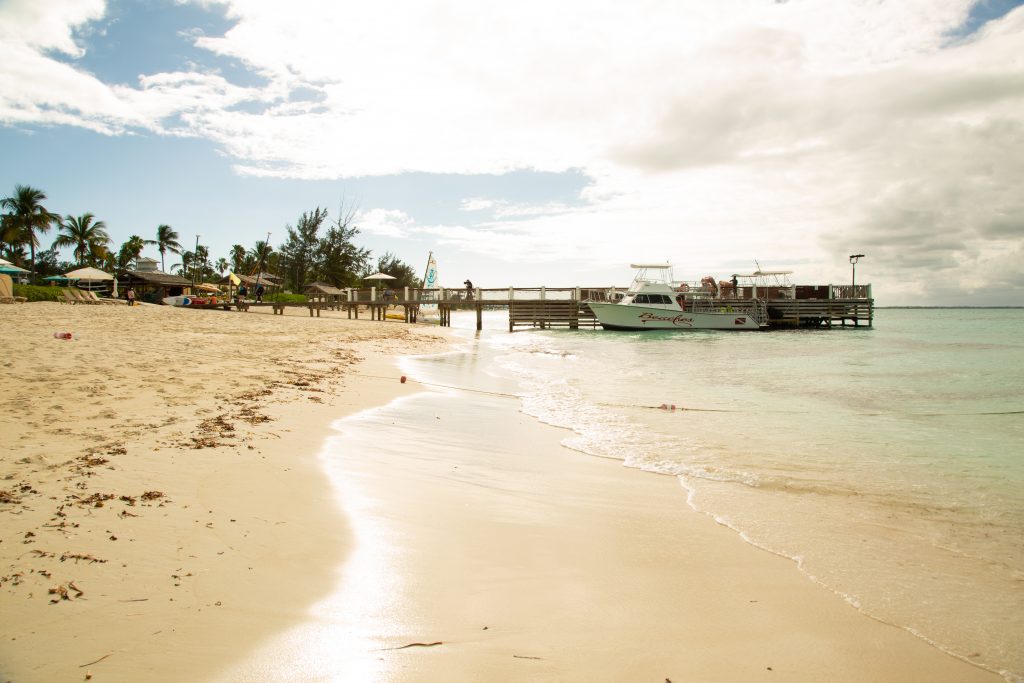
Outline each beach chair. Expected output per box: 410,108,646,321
83,290,119,305
0,274,27,304
70,289,99,305
61,289,78,305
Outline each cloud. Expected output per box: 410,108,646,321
2,0,1023,303
355,208,416,238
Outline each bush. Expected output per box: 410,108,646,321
13,284,63,302
266,292,307,303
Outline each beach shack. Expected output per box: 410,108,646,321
118,257,193,304
304,281,346,309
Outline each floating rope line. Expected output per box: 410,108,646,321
354,374,1024,418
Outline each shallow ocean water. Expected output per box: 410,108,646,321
396,308,1024,680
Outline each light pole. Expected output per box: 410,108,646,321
849,254,864,293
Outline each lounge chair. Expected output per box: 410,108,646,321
82,290,119,305
0,274,27,304
61,289,78,305
70,289,99,305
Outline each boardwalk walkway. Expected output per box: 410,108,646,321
272,284,875,331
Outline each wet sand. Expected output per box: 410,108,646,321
0,302,1000,681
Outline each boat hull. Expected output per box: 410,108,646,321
588,302,762,331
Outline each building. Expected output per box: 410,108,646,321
117,257,193,304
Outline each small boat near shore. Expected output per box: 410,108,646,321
587,264,768,331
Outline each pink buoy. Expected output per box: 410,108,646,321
53,332,73,340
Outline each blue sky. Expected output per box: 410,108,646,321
2,0,1023,304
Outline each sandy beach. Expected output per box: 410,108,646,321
0,302,442,681
0,303,1000,682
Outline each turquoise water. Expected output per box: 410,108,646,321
393,309,1024,680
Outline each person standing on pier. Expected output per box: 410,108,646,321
464,279,474,300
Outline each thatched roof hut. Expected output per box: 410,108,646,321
305,281,347,306
305,281,346,296
118,269,193,304
219,272,282,289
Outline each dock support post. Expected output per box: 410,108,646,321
476,304,482,331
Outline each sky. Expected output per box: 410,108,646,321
2,0,1023,305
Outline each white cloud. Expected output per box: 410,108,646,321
2,0,1023,302
355,208,416,238
460,198,496,212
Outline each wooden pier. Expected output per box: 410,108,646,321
248,283,873,331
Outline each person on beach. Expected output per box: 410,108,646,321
255,284,264,303
464,279,474,300
126,288,136,306
239,284,248,300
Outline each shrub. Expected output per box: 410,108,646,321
13,284,63,302
266,292,307,303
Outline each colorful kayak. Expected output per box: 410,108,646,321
163,295,218,307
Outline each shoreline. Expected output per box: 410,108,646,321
228,330,999,682
1,304,1003,681
0,303,444,681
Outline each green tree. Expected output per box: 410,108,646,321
318,211,370,287
229,244,247,273
249,240,273,275
0,185,61,283
53,213,111,266
215,257,229,275
144,224,182,272
194,245,212,282
111,235,146,275
373,251,419,288
171,252,192,275
278,207,329,291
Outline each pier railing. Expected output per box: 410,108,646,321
340,286,622,303
291,283,872,330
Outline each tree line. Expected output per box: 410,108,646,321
0,184,420,290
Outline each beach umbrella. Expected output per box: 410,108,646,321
0,263,29,275
363,272,397,282
111,276,119,298
64,266,114,281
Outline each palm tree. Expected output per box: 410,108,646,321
54,213,111,266
229,244,247,273
1,185,60,283
215,257,229,275
144,224,182,272
249,240,273,274
113,235,146,275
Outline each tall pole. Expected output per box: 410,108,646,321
849,254,864,295
192,234,200,288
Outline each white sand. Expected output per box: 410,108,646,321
0,301,998,682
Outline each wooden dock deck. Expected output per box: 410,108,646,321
276,283,874,331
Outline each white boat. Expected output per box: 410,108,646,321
587,264,767,331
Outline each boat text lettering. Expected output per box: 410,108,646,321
638,312,694,327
